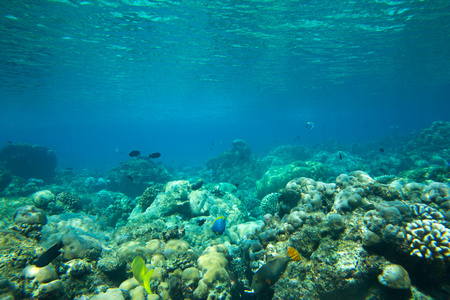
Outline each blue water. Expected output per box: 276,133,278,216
1,0,449,170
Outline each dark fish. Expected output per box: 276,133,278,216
339,152,343,160
379,148,385,153
66,167,73,171
126,175,133,181
250,247,301,294
197,218,206,226
190,179,203,190
129,150,140,157
34,240,64,267
6,140,12,144
212,216,226,235
149,152,161,158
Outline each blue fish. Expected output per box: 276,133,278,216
212,216,226,235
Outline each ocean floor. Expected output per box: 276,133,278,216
1,121,450,300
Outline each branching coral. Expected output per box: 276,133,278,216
405,220,450,260
410,204,446,223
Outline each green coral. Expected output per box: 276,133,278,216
256,160,328,198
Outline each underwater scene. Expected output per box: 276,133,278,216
1,0,450,299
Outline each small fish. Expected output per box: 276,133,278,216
66,167,73,171
250,247,301,294
126,175,133,181
306,122,315,129
129,150,140,157
212,216,226,235
149,152,161,158
197,218,206,226
190,179,203,190
379,148,385,153
339,152,343,160
34,240,64,267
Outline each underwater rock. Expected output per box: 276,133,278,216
378,264,411,289
40,213,108,263
61,234,91,260
117,241,150,261
22,265,57,284
13,205,47,225
97,255,127,281
139,183,165,210
188,190,212,215
327,213,346,233
284,177,336,214
90,288,125,300
163,239,190,259
35,279,66,298
363,210,385,234
168,276,183,300
66,259,92,278
181,267,200,290
286,211,305,228
421,182,450,208
195,244,230,298
228,220,264,244
376,205,402,225
362,229,381,246
332,187,363,212
119,277,139,291
0,143,57,181
30,190,55,209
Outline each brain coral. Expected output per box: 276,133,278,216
405,219,450,260
260,193,280,215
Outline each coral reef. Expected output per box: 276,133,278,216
256,160,327,198
107,158,171,198
205,139,262,189
3,122,450,299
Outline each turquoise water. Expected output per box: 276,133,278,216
0,0,449,167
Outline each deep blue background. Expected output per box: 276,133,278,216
0,0,449,171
